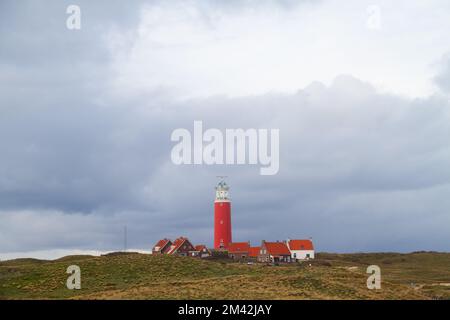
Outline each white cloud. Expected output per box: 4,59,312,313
108,0,450,99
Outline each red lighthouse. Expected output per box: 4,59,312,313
214,180,232,249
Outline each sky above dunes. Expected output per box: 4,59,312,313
1,0,450,259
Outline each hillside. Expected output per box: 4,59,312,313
0,252,449,299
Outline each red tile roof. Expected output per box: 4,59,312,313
153,238,171,251
288,239,314,251
195,245,207,251
248,247,260,257
227,242,250,253
167,237,188,254
264,241,291,256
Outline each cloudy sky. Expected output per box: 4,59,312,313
1,0,450,260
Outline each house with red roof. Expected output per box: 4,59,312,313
151,236,314,262
166,237,196,257
152,238,172,254
227,241,251,260
286,239,314,261
195,245,211,258
257,240,291,263
153,237,211,258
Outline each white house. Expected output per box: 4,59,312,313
286,239,315,261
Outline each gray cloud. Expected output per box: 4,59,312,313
1,74,450,254
1,1,450,257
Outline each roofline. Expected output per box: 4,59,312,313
154,239,172,250
169,238,187,254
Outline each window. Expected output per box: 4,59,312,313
306,254,310,258
293,253,296,258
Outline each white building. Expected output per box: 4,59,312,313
286,239,315,261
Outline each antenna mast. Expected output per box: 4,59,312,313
124,225,127,252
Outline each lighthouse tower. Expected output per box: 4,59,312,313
214,180,232,249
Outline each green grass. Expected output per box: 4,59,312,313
0,252,448,300
316,251,450,299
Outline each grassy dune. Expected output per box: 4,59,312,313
0,252,449,300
